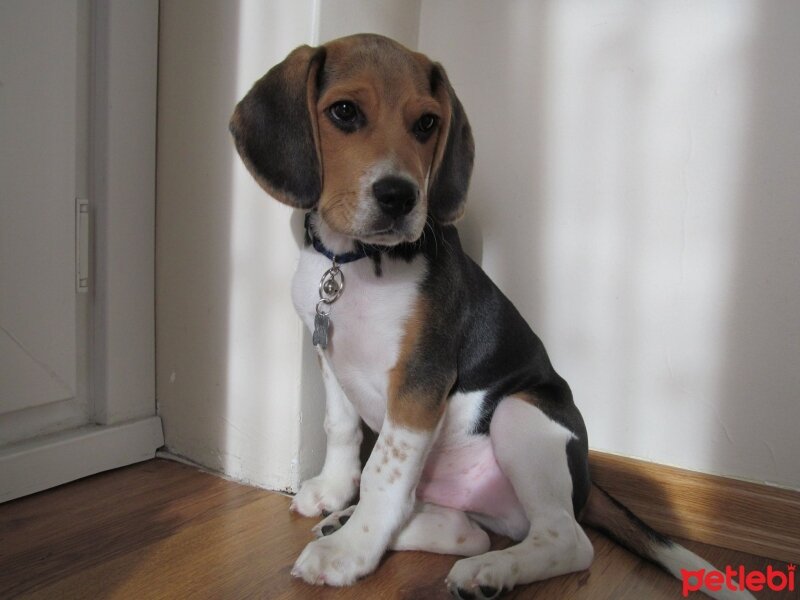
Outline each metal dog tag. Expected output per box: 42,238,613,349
313,312,330,349
312,261,344,350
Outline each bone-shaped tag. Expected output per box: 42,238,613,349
313,313,330,349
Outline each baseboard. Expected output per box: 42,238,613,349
589,450,800,564
0,416,164,503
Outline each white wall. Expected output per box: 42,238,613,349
419,0,800,490
157,0,421,491
158,0,800,493
157,0,317,490
317,0,420,46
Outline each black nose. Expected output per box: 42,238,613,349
372,177,417,218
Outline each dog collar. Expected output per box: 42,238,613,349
304,212,380,265
305,212,380,349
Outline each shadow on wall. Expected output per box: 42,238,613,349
719,2,800,488
157,0,240,479
453,1,551,324
159,1,324,489
224,1,330,490
436,1,800,550
157,0,800,498
422,1,800,492
291,210,327,484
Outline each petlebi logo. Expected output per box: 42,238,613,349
681,563,795,596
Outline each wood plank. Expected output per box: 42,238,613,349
0,459,795,599
590,450,800,564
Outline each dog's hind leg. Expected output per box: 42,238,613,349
391,502,491,556
315,502,490,557
291,350,363,517
311,502,490,556
446,396,593,599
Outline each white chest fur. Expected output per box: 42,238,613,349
291,247,427,431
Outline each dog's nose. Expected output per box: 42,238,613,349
372,177,417,218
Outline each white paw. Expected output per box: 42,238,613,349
312,505,356,538
446,552,515,599
290,473,359,517
290,533,378,586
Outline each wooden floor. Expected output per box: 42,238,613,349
0,459,791,599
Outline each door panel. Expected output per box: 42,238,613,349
0,1,88,433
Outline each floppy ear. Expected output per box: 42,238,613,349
229,45,326,208
428,64,475,224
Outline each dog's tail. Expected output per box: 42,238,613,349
581,483,755,600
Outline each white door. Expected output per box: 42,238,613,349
0,1,91,443
0,0,163,502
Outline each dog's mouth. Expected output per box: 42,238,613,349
319,219,417,249
318,203,426,248
356,207,428,246
359,227,400,243
356,224,423,246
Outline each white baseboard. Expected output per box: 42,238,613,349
0,416,163,503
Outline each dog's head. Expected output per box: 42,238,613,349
229,34,474,246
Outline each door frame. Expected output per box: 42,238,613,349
0,0,162,503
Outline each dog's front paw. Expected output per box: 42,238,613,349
312,505,356,537
291,533,378,586
446,553,511,599
290,473,359,517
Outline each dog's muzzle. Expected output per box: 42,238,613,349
372,176,418,219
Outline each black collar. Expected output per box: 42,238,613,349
304,212,381,264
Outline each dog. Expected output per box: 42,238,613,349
230,34,752,600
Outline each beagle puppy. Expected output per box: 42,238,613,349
230,34,752,600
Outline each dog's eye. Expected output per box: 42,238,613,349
414,114,439,140
329,101,360,126
330,101,356,121
417,114,437,132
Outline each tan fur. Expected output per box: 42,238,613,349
387,298,451,431
316,38,448,238
515,391,540,407
229,34,469,227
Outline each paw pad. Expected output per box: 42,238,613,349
450,584,503,599
312,505,357,538
319,513,350,536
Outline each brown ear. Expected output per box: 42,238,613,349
428,64,474,224
229,45,326,208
